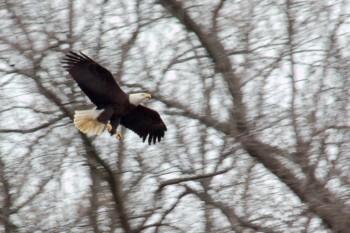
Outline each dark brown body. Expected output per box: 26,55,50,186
97,96,136,135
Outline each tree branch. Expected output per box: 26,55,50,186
0,115,66,134
156,168,231,193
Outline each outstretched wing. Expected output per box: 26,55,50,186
62,51,125,108
121,105,167,145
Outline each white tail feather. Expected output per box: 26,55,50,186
74,108,106,136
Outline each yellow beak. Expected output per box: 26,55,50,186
145,94,152,99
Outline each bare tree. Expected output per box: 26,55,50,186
1,0,350,232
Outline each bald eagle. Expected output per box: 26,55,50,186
62,51,167,145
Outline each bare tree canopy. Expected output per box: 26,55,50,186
1,0,350,232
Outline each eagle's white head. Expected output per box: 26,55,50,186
129,93,152,106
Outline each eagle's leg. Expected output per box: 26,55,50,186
108,115,123,140
106,124,123,140
97,106,113,125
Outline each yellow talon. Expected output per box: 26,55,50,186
116,131,123,140
107,124,112,132
106,124,122,140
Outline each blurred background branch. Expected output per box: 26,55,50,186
1,0,350,232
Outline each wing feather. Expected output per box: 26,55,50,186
62,51,125,108
120,105,167,145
